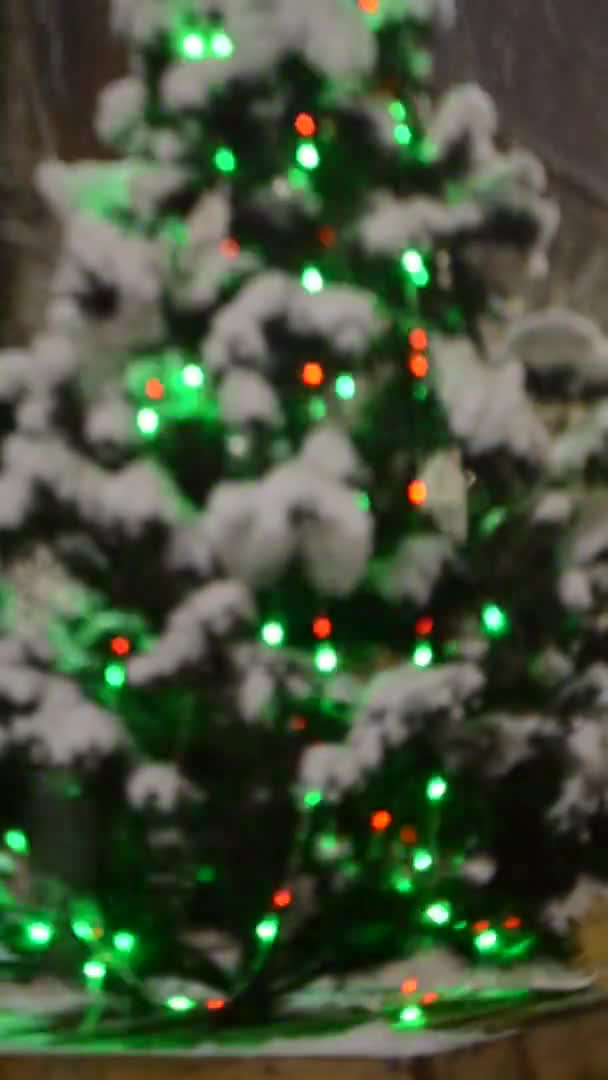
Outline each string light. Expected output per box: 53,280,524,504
415,616,434,637
422,992,439,1006
182,363,204,388
136,407,159,436
145,378,164,400
289,715,307,732
394,124,412,146
206,998,226,1011
301,361,325,387
5,829,29,855
412,642,433,668
111,636,131,657
399,1005,424,1027
426,776,447,802
425,902,451,926
401,249,430,288
358,0,379,12
312,616,332,639
335,373,356,400
413,849,433,872
409,329,428,351
256,915,279,943
391,871,413,893
209,31,234,58
472,920,490,933
104,662,126,689
315,644,338,673
407,480,427,506
481,603,510,638
409,353,429,378
272,889,292,909
401,978,418,994
301,266,324,293
113,931,136,954
294,113,317,137
214,147,237,173
371,810,392,832
389,101,407,122
220,237,240,258
475,929,498,952
177,30,206,60
400,826,417,845
25,921,54,947
504,916,522,930
261,621,285,647
296,143,320,170
304,790,323,809
166,995,197,1012
83,960,107,982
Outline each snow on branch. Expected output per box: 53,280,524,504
504,309,608,393
11,676,130,765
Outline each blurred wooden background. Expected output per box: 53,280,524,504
2,0,608,346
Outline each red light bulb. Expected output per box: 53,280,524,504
312,616,332,639
145,378,164,400
294,112,317,137
220,237,240,258
409,353,429,378
408,480,427,506
273,888,293,909
206,998,225,1011
409,328,428,351
415,616,434,637
301,361,324,387
111,636,131,657
371,810,392,832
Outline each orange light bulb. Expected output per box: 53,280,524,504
301,361,325,387
408,480,427,506
294,112,317,137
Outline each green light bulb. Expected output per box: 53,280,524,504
391,871,413,894
72,919,94,942
214,147,237,173
413,848,433,872
137,407,159,436
179,31,206,60
301,266,324,293
113,931,136,954
401,249,430,287
394,123,412,146
481,603,509,637
357,491,371,512
261,620,285,647
425,902,451,926
182,364,204,388
308,396,326,421
400,1005,424,1026
413,643,433,669
304,790,322,809
256,915,279,943
26,921,54,946
4,829,28,855
315,644,338,673
475,929,498,952
296,142,320,170
104,662,126,689
389,100,406,121
209,31,234,58
335,373,356,400
426,776,447,802
165,994,196,1012
83,960,106,981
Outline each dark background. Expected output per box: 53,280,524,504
3,0,608,342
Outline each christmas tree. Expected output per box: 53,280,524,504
0,0,603,1043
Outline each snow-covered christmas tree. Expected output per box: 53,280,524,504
0,0,605,1043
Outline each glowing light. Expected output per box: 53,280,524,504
214,147,236,173
409,328,428,351
371,810,392,832
166,995,196,1012
412,642,433,668
196,866,216,883
294,112,317,137
357,491,371,512
220,237,240,258
472,920,490,933
422,992,439,1006
137,407,159,435
318,225,337,247
401,249,430,287
261,621,285,647
415,616,434,637
408,480,427,505
400,826,417,845
179,31,206,60
481,603,510,637
209,31,234,58
389,101,406,122
72,920,95,942
273,889,292,909
113,931,136,954
335,373,356,400
392,871,413,893
312,616,332,639
413,849,433,872
399,1005,424,1027
475,930,498,952
425,902,451,926
111,636,131,657
358,0,379,11
315,644,338,673
301,361,324,387
304,790,322,809
104,662,126,689
296,142,320,170
394,123,412,146
145,378,164,400
84,960,107,981
426,776,447,802
25,922,54,946
301,266,324,293
206,998,226,1011
504,916,522,930
5,829,29,855
409,353,429,378
256,915,279,943
401,978,418,994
